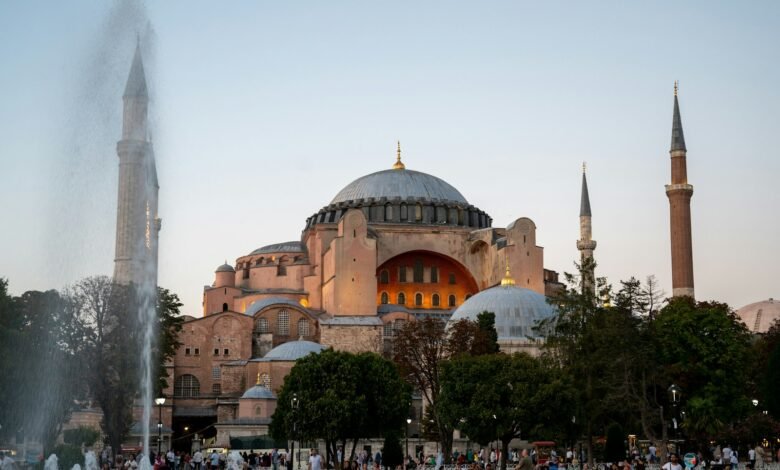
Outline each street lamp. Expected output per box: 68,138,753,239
667,385,681,440
155,397,166,455
406,418,412,466
291,394,299,470
753,399,759,407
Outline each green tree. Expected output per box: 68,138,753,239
604,423,626,463
475,312,500,354
381,432,404,468
270,349,410,469
439,353,573,470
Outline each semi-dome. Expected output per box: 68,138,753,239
448,276,556,340
250,241,305,256
331,168,468,205
263,340,325,361
215,263,235,273
241,384,277,400
736,298,780,334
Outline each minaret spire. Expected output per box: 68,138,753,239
665,83,695,298
392,140,406,170
576,163,597,293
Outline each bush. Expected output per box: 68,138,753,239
604,424,626,463
54,444,85,470
63,426,101,447
382,433,404,468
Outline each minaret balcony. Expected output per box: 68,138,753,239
665,183,694,196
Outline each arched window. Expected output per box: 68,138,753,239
383,322,393,337
256,318,269,334
174,374,200,397
277,264,287,276
277,309,290,335
397,292,406,305
432,294,440,307
449,273,456,285
298,318,310,337
448,295,456,307
255,405,263,416
379,270,390,284
431,266,439,283
415,293,423,307
400,203,408,221
385,204,393,221
413,259,424,283
381,292,389,304
222,303,228,312
399,266,407,283
415,204,422,222
256,257,264,266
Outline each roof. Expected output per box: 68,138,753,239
262,340,325,361
671,93,687,152
318,316,384,326
216,263,235,273
580,171,592,217
123,44,148,99
245,297,306,316
736,298,780,333
241,385,277,400
448,284,556,340
250,241,305,256
330,168,468,205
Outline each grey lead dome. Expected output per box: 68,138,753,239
331,169,468,205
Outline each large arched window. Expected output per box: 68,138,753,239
256,318,269,334
174,374,200,398
449,272,456,284
385,204,393,221
415,204,422,222
413,259,424,283
430,266,439,283
432,294,440,307
298,318,310,336
379,270,390,284
397,292,406,305
277,309,290,335
415,293,423,307
448,295,456,307
380,292,389,304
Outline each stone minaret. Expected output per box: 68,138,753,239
665,82,694,298
576,164,596,292
113,44,160,285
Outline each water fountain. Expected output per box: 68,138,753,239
84,450,98,470
45,454,59,470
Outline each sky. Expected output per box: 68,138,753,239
1,1,778,316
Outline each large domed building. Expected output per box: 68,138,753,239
167,145,570,447
736,298,780,334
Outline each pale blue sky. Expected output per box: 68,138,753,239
1,1,778,315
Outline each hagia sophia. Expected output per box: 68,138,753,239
102,46,779,451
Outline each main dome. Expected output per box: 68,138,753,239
331,169,468,205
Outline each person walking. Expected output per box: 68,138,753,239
515,450,533,470
662,454,683,470
193,450,203,470
272,449,280,470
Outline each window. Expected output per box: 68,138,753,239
277,309,290,335
399,266,407,283
431,266,438,283
394,319,406,334
298,318,310,337
432,294,440,307
257,318,269,334
400,203,408,221
385,204,393,220
383,322,392,337
449,273,456,285
185,348,191,356
212,366,221,380
255,405,263,416
212,383,221,395
415,293,423,306
415,204,422,221
379,270,390,284
194,348,200,356
413,260,424,283
243,267,249,279
380,292,389,304
213,348,219,356
448,295,456,307
174,375,200,397
223,348,229,356
277,264,287,276
222,303,228,312
261,373,271,389
397,292,406,305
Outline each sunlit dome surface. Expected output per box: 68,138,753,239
331,169,468,205
736,298,780,333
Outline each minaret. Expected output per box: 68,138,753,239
576,163,597,292
113,43,160,285
665,82,694,298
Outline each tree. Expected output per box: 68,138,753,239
439,353,573,470
381,432,404,469
475,312,500,354
604,423,626,463
270,349,410,469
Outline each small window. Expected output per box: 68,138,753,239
185,347,191,356
397,292,406,305
415,293,423,307
212,366,221,380
448,295,456,307
431,266,438,283
213,348,219,356
415,204,422,221
380,292,389,304
222,303,228,312
413,260,424,283
277,310,290,335
298,318,310,337
432,294,440,307
194,348,200,356
223,348,229,356
379,269,390,284
243,267,249,279
400,203,408,221
449,273,456,285
255,405,263,416
257,318,269,334
277,265,287,276
383,322,393,337
212,383,221,395
399,266,407,283
385,204,393,220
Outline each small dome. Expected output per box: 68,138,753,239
448,284,555,340
331,169,468,205
264,340,325,361
215,263,235,273
241,384,277,400
250,241,305,256
736,298,780,333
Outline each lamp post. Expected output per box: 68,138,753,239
291,394,299,470
155,397,166,455
667,385,681,442
406,418,412,467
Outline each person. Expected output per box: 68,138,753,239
272,449,280,470
374,450,382,470
193,450,203,470
516,449,533,470
663,454,683,470
309,449,322,470
209,451,220,470
649,445,657,464
755,445,766,470
168,450,176,470
730,452,738,470
1,452,17,470
436,451,443,470
749,447,756,469
634,457,645,470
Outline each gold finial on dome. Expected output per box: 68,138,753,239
582,161,587,174
392,140,406,170
674,80,678,97
500,261,516,287
256,371,261,386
